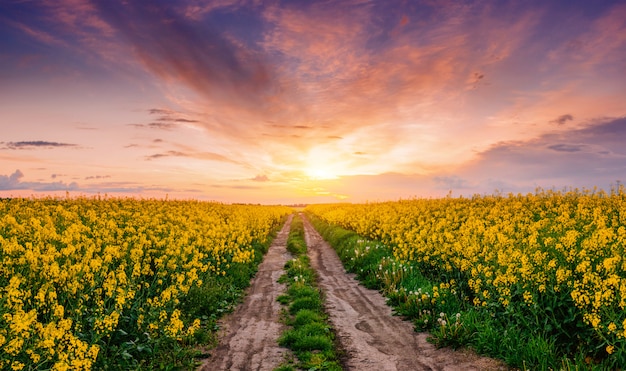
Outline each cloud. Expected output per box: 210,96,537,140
181,0,245,21
174,118,199,123
147,122,178,130
145,150,239,164
76,181,187,194
460,116,626,191
547,144,583,152
433,175,473,190
0,170,193,195
251,174,269,182
90,0,275,108
1,0,127,78
147,108,199,123
2,141,78,150
3,19,69,48
0,169,78,191
550,114,574,125
0,170,25,188
211,184,261,190
130,108,201,130
148,108,174,115
546,3,626,73
466,72,485,89
247,0,547,167
579,117,626,142
399,15,409,27
145,151,185,160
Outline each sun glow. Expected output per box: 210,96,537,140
305,166,338,180
302,146,343,180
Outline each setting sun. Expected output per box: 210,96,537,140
305,166,338,180
302,146,343,180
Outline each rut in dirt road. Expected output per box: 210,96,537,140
302,214,506,371
198,215,293,371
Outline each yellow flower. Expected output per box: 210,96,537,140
5,337,24,356
606,344,615,354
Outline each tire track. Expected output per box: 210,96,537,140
302,214,506,371
198,215,293,371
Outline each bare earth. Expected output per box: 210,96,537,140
199,214,507,371
301,215,508,371
198,215,293,371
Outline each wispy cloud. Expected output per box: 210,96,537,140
251,174,269,182
211,184,261,190
173,118,199,123
145,150,240,164
181,0,246,21
130,122,179,130
547,144,584,153
5,19,67,47
130,108,201,130
76,181,187,194
85,175,111,180
148,108,174,115
550,114,574,126
90,0,275,109
147,108,199,123
2,141,78,150
433,175,473,190
546,2,626,74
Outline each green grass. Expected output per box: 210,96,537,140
286,215,307,255
274,214,343,371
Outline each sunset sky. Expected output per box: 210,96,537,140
1,0,625,204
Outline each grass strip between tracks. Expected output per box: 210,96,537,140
274,214,342,371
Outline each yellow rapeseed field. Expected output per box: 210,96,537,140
0,197,291,370
307,187,626,363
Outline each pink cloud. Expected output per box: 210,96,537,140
7,20,68,47
551,3,626,73
399,15,409,27
182,0,248,21
52,0,115,37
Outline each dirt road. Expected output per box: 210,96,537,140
199,214,505,371
302,215,506,371
198,215,293,371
